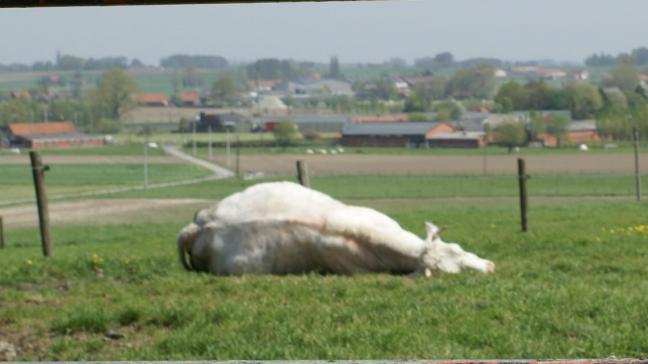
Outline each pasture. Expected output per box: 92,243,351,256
0,144,647,360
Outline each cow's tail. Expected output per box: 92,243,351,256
177,223,199,271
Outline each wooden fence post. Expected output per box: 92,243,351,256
633,127,641,202
29,151,52,257
0,216,4,249
517,158,529,232
296,160,310,188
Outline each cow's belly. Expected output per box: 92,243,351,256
205,220,420,275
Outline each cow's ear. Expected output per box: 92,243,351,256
425,222,440,241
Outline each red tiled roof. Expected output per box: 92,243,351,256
179,92,199,102
8,122,77,136
136,93,168,104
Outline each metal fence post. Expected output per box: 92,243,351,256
517,158,529,232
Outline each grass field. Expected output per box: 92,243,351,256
1,142,648,360
1,188,647,359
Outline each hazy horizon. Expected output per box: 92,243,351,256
1,0,647,66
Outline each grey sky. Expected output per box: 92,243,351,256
0,0,646,65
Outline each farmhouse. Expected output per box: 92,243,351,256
136,93,169,107
176,91,200,107
539,120,601,147
1,122,105,149
341,121,453,147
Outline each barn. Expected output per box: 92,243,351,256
427,131,486,148
2,122,105,149
341,122,453,147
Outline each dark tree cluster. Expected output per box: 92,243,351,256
160,54,229,69
585,47,648,66
245,58,307,81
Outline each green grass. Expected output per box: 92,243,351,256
0,163,211,203
1,199,648,359
104,174,647,201
36,144,166,156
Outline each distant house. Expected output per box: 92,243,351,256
257,96,288,114
341,122,453,148
136,93,169,107
247,79,281,93
539,120,601,147
177,92,200,107
350,114,409,123
278,79,354,97
567,120,601,144
1,122,105,149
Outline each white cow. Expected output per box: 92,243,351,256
177,181,494,276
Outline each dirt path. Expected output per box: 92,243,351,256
0,198,210,228
211,153,648,176
163,145,234,178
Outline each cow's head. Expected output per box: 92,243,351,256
420,222,495,275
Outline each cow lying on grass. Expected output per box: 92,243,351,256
177,181,494,276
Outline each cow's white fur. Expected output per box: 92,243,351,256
177,181,494,276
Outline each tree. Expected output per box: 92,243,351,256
273,118,299,149
434,100,462,121
565,82,603,119
160,54,228,69
89,69,138,120
545,115,569,147
181,67,202,88
403,94,425,112
605,61,640,92
493,120,526,153
408,112,428,122
528,111,545,141
210,75,238,104
495,81,528,111
585,53,617,67
329,56,341,79
446,63,496,99
434,52,454,67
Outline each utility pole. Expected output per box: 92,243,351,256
192,118,197,156
208,125,213,160
144,134,149,190
226,128,231,168
517,158,529,232
235,131,241,177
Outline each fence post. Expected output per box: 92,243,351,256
633,127,641,202
29,151,52,257
517,158,529,232
296,160,310,187
0,216,4,249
